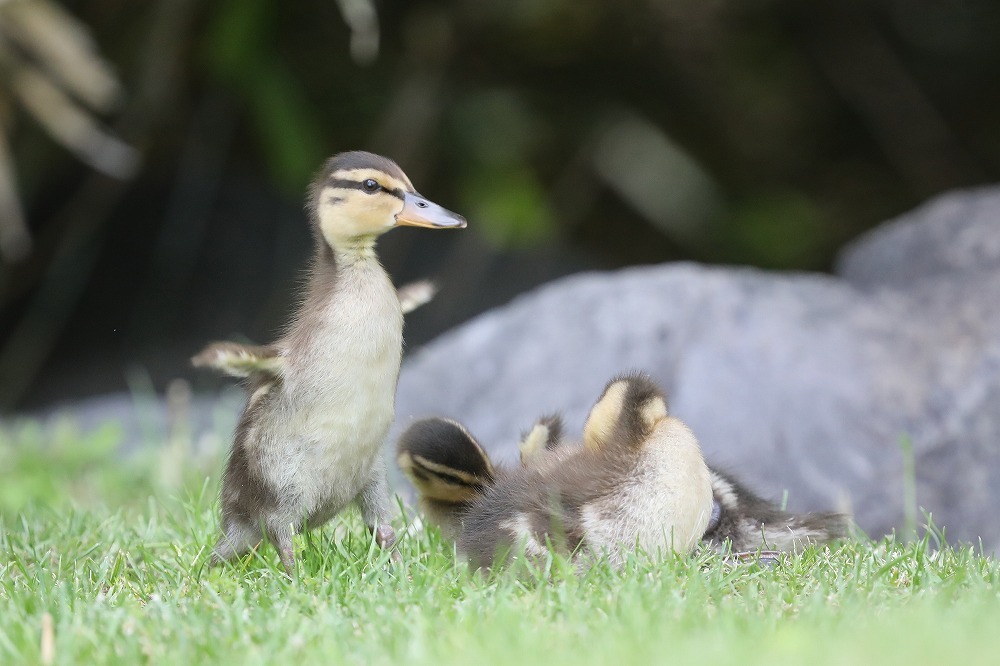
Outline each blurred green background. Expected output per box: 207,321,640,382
0,0,998,411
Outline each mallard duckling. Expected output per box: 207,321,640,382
517,414,564,466
398,378,849,565
519,419,851,556
396,418,496,540
394,414,565,534
192,280,438,379
399,373,714,570
703,469,850,554
204,151,465,574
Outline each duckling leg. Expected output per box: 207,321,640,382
355,463,400,559
266,522,296,577
211,519,263,567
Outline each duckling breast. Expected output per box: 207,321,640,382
262,259,404,511
580,417,713,560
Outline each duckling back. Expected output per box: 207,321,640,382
704,469,850,553
563,374,712,561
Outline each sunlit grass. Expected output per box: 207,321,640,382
2,418,998,664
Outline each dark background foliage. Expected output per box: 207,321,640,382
1,0,998,410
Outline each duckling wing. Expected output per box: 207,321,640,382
191,341,284,379
397,279,438,314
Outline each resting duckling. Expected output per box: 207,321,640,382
398,377,849,564
399,373,715,570
703,469,849,554
395,418,497,540
203,151,465,574
517,418,851,556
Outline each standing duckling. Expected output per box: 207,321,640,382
205,151,465,574
400,373,714,570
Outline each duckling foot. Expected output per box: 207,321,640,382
374,523,396,548
725,550,781,567
355,466,402,564
373,524,403,565
278,546,296,578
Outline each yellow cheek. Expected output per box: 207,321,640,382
519,424,551,463
318,193,402,241
639,397,667,429
583,382,627,450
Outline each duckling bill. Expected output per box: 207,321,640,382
201,151,465,575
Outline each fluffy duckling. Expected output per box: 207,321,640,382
703,469,849,554
395,415,564,540
203,151,465,574
395,418,497,540
518,418,851,556
398,377,849,565
399,373,715,570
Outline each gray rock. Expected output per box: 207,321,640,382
392,187,1000,551
837,186,1000,288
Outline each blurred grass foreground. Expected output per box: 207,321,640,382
3,405,1000,664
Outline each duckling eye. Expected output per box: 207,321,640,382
362,179,380,193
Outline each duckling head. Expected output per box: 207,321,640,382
518,413,564,465
397,418,496,503
583,372,668,452
308,151,466,251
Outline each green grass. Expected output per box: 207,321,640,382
2,417,999,665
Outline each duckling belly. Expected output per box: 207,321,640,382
283,386,396,513
261,267,403,519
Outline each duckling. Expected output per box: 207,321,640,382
204,151,465,574
520,416,851,556
399,373,714,570
192,280,438,380
396,418,496,540
398,378,849,565
517,414,564,466
397,416,546,540
703,469,850,554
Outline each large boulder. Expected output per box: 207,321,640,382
392,187,1000,550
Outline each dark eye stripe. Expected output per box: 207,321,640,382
411,458,487,489
327,178,405,200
